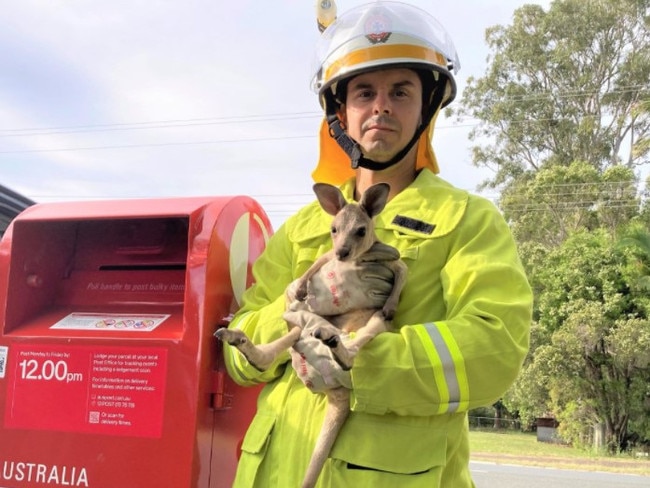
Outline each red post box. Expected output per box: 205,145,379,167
0,196,271,488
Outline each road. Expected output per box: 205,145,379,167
470,461,649,487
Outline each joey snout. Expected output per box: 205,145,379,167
335,248,351,260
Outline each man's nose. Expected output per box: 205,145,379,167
373,91,391,114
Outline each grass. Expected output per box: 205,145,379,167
469,430,650,476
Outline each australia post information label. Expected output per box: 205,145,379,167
0,345,8,378
3,344,167,438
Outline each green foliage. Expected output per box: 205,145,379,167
617,221,650,294
536,230,629,332
500,161,639,246
556,400,598,451
456,0,650,454
633,99,650,160
451,0,650,189
506,228,650,452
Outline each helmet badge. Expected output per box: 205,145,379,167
364,13,392,44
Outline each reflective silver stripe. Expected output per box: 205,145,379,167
424,322,461,413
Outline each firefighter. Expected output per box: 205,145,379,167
221,2,533,486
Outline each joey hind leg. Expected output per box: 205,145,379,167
314,311,389,370
215,327,301,371
311,323,357,370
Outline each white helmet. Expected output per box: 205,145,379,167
310,1,461,184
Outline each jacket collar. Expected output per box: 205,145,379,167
287,169,469,243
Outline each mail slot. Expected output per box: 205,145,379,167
0,196,271,488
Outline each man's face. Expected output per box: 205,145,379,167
338,68,423,163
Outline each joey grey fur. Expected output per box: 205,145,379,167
215,182,407,488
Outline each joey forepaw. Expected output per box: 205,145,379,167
294,279,309,302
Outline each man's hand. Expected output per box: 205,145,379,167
284,310,352,392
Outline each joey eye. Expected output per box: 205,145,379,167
356,227,366,238
331,226,338,235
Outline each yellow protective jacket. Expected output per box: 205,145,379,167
223,169,532,488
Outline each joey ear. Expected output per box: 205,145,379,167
360,183,390,218
313,183,347,216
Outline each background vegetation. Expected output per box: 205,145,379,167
453,0,650,453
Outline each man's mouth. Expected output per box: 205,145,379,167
363,116,398,133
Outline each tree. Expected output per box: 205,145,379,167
505,229,650,452
455,0,650,248
617,221,650,291
451,0,650,453
450,0,650,190
632,98,650,161
500,161,639,246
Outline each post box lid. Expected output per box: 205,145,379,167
14,197,236,221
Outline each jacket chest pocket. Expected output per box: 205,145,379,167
382,234,449,322
294,244,330,277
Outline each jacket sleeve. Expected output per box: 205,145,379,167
222,224,295,386
349,197,533,417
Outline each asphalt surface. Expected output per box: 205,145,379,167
470,461,649,487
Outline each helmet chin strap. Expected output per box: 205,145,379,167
325,86,445,171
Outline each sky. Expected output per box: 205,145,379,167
1,0,551,230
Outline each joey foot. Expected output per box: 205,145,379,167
312,323,341,344
312,325,355,371
214,328,270,371
214,328,248,346
313,327,341,349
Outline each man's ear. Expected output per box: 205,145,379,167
337,106,347,129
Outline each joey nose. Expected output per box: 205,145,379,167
336,248,350,260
